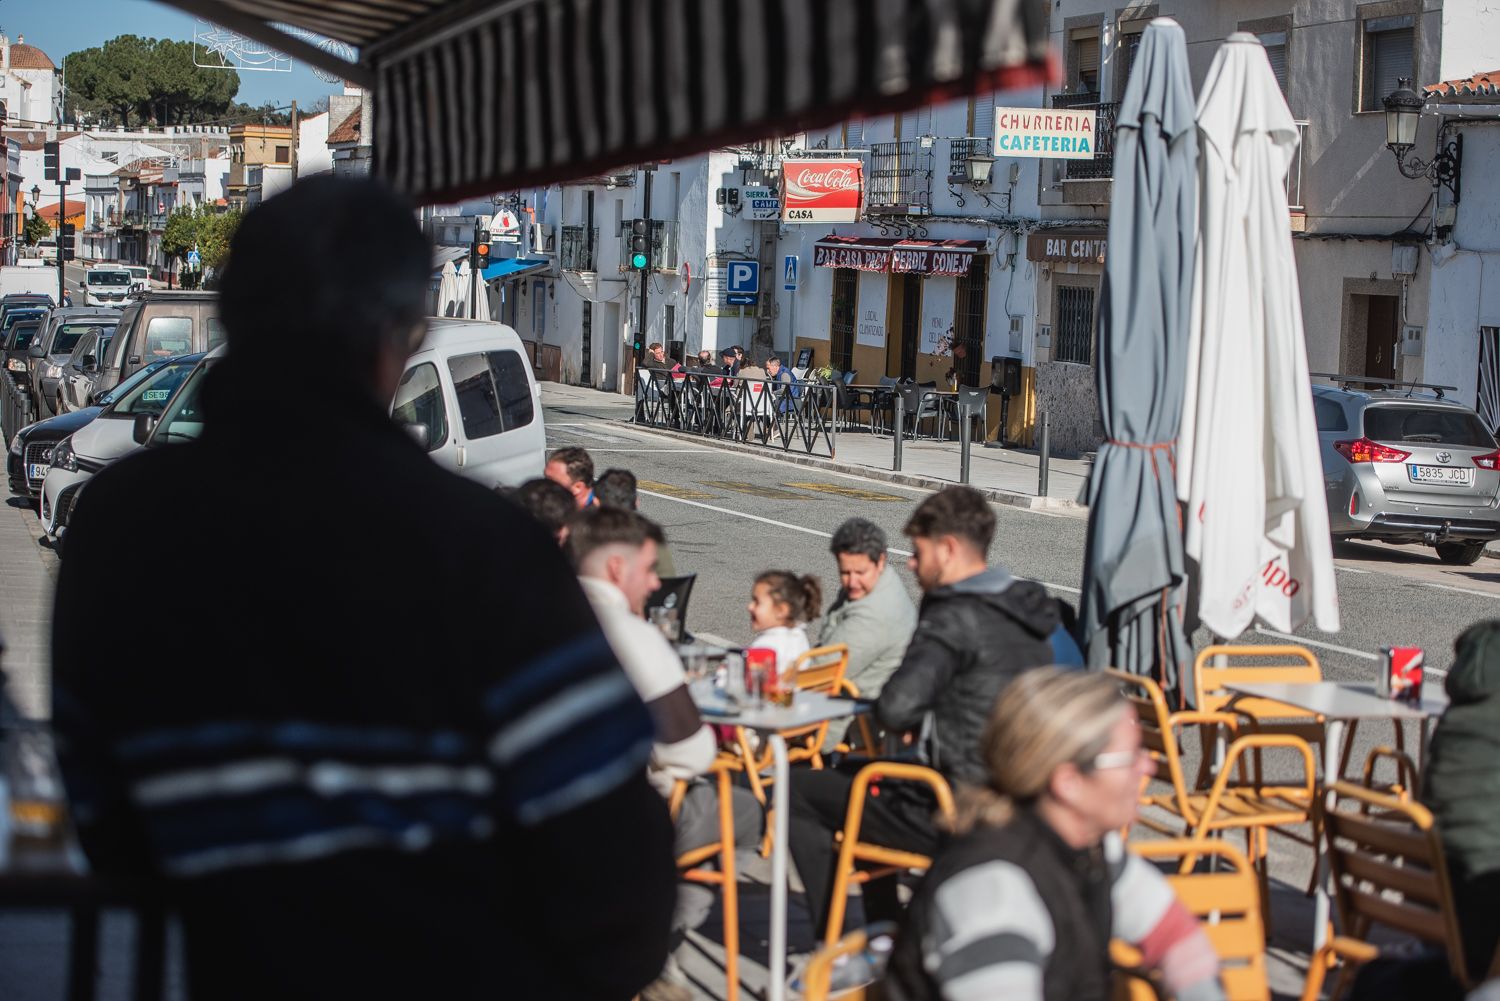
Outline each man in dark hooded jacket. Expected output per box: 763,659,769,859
786,486,1078,942
1424,619,1500,984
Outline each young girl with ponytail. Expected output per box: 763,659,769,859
747,570,822,675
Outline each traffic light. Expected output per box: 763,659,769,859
630,219,649,270
60,222,75,261
475,229,492,268
43,141,58,181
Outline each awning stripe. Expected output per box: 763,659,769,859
166,0,1051,204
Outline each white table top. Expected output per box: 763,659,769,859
691,683,867,731
1224,681,1449,721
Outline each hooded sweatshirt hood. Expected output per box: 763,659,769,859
1446,620,1500,704
927,566,1058,640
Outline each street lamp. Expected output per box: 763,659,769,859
1383,77,1462,202
964,151,997,187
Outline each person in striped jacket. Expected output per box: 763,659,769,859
883,668,1226,1001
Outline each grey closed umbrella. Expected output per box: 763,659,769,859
1079,17,1197,704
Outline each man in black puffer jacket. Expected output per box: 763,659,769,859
787,486,1077,944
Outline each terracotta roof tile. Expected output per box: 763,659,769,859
4,129,79,151
38,199,83,220
1425,71,1500,101
7,43,56,71
327,109,361,145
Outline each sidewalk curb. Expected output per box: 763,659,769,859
614,419,1087,514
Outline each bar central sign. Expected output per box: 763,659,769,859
1026,231,1107,263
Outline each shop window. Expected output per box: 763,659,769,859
1053,285,1096,365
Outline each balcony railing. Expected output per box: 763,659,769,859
948,137,994,182
619,220,680,271
866,140,933,215
1286,120,1309,212
1050,94,1118,181
560,225,599,272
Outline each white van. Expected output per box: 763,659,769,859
83,266,133,307
391,319,545,488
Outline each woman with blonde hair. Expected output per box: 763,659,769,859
882,668,1226,1001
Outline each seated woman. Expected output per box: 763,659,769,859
882,668,1226,1001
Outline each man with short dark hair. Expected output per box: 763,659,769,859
545,445,595,509
509,477,576,546
818,518,917,697
52,177,674,1001
593,468,640,511
788,486,1076,941
720,346,740,377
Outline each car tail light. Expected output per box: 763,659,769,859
1349,492,1359,516
1334,437,1411,464
1474,449,1500,470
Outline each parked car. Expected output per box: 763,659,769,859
389,319,545,488
96,291,220,397
81,266,133,307
8,354,193,500
1,306,48,355
27,309,119,419
40,352,205,538
0,290,54,314
1317,380,1500,565
4,319,42,377
29,238,57,262
58,327,115,413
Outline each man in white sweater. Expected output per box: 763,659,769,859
571,508,762,1000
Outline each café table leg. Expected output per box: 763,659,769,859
768,732,790,1001
1313,718,1345,951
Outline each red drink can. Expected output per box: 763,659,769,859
745,647,778,702
1382,646,1425,703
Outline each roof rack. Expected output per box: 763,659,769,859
1309,372,1458,399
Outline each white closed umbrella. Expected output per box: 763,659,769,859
1177,33,1339,638
453,260,472,317
474,273,492,321
436,260,460,317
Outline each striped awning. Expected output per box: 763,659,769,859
158,0,1053,205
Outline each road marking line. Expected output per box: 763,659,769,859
699,481,814,501
1252,626,1379,662
1410,580,1500,601
781,482,908,503
559,448,723,453
639,490,913,554
1335,565,1373,575
637,481,718,500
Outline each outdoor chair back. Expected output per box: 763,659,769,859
802,929,870,1001
1113,840,1270,1001
645,574,696,641
669,757,743,1001
1300,781,1494,999
943,385,988,441
895,384,939,438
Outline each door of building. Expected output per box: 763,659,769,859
830,268,857,373
886,273,921,380
580,301,593,387
952,256,988,386
1364,294,1399,380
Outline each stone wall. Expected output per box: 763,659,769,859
1034,361,1100,457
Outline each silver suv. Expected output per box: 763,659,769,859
1316,377,1500,565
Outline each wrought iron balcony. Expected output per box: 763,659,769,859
866,140,933,215
560,225,599,272
1049,94,1118,181
1286,120,1309,212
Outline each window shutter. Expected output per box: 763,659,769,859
1074,35,1100,93
1257,32,1289,94
914,105,932,137
971,97,995,140
1372,27,1415,105
844,119,863,148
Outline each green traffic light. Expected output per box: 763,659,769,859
631,252,648,269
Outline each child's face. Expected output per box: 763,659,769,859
748,582,790,632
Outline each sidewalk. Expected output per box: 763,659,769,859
0,498,58,719
542,383,1095,512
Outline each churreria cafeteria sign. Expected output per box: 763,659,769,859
994,107,1098,160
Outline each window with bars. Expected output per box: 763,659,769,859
1361,13,1414,111
1053,285,1096,365
830,268,857,373
866,140,933,215
952,256,989,386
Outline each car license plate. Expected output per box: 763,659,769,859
1408,464,1474,486
27,463,47,481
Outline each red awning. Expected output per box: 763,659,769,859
813,235,985,276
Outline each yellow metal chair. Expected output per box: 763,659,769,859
802,929,871,1001
1109,669,1317,916
824,761,956,946
832,677,880,758
668,756,743,1001
1111,840,1270,1001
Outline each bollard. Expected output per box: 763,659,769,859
959,407,971,484
892,392,905,472
1037,410,1051,498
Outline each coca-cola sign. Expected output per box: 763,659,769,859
782,159,862,223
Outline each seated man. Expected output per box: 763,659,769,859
544,445,594,509
504,477,575,547
594,467,675,576
818,518,917,699
788,487,1075,940
570,509,761,996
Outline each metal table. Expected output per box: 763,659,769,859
1223,681,1448,950
692,685,865,1001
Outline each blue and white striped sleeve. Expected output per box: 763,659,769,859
481,629,655,826
923,861,1053,1001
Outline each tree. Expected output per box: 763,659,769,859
161,205,242,288
65,36,241,127
23,215,51,245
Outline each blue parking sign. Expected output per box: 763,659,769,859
727,261,759,295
